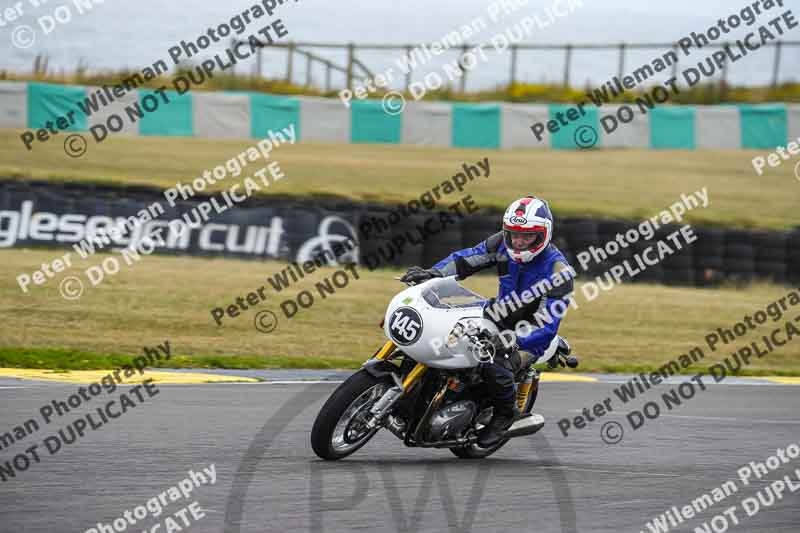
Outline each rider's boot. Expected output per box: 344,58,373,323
477,402,515,448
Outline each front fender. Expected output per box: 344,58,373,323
361,358,400,380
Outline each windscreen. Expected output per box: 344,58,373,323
421,278,485,309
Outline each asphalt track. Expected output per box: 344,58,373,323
1,376,799,533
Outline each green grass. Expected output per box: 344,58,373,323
2,249,798,376
2,130,799,230
0,346,342,370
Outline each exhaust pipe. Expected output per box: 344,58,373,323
504,413,545,439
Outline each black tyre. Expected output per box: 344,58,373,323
692,227,724,286
562,218,598,274
421,215,463,269
723,230,755,282
449,377,540,460
789,231,800,284
461,214,498,249
753,231,788,283
631,236,663,284
311,370,392,460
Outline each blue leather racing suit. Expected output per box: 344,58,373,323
431,231,575,416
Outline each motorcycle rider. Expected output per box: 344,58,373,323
400,196,575,447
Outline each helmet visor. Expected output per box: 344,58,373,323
503,227,547,252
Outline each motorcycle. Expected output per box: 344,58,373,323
311,275,578,460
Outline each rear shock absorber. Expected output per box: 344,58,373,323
516,367,539,411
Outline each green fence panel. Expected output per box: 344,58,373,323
452,104,501,148
740,104,788,149
650,107,696,149
27,82,87,132
548,104,600,149
138,89,192,136
251,93,301,140
351,100,401,144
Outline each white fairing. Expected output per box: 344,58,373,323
383,277,501,369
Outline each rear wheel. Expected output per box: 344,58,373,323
449,424,510,459
311,370,391,460
449,373,540,459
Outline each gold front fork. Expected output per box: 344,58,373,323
372,340,427,391
374,340,396,360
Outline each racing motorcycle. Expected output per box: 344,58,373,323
311,276,578,460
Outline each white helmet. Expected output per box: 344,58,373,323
502,196,553,263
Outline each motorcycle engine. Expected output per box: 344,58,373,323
428,400,476,441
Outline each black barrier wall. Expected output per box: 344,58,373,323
0,179,797,287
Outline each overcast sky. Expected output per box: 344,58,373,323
3,0,796,87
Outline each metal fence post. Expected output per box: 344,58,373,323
325,61,332,92
460,44,469,93
229,38,237,76
772,40,782,88
671,44,679,80
510,44,518,86
239,39,796,94
346,42,355,90
720,44,728,99
563,44,572,87
404,45,412,90
286,42,295,83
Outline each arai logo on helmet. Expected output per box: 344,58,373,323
388,307,423,345
509,215,527,225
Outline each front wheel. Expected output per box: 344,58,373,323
311,370,392,460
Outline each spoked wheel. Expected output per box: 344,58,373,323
450,373,540,459
311,370,392,460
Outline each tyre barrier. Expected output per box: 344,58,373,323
461,214,498,249
356,210,425,269
355,209,389,266
0,178,797,287
788,231,800,284
692,227,725,287
391,214,426,267
723,229,756,283
561,218,598,252
655,224,693,287
552,233,578,274
421,222,464,270
595,220,633,280
753,231,789,284
629,230,664,285
561,218,600,276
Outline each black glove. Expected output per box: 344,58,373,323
400,266,442,285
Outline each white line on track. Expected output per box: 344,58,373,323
537,466,684,477
657,414,800,424
566,409,800,424
594,499,663,507
538,467,780,485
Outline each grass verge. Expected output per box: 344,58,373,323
2,130,799,230
0,346,343,370
2,249,798,376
